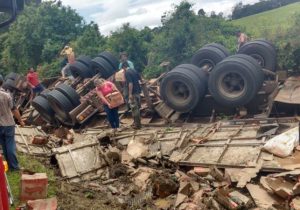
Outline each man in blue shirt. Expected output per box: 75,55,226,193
118,52,134,70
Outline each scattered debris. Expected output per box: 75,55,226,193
27,197,57,210
152,171,179,198
246,184,282,209
13,117,300,209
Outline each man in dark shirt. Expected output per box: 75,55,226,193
122,62,141,129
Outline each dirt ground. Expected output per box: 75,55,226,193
57,182,123,210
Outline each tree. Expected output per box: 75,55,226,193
144,1,239,78
1,1,83,75
198,9,206,16
71,22,106,57
106,23,150,72
145,1,209,77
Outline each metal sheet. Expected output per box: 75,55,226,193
220,146,261,166
53,137,106,182
275,77,300,104
186,147,224,164
15,126,51,156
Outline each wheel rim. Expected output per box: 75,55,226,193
250,54,265,67
198,59,215,69
167,80,190,104
218,72,246,98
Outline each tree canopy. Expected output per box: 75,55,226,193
0,0,299,78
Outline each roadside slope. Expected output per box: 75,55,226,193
232,2,300,38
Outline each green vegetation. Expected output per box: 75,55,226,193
232,2,300,38
232,2,300,70
0,1,300,79
231,0,299,20
7,153,57,208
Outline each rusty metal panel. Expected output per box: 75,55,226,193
275,77,300,104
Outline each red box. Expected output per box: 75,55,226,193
27,197,57,210
20,173,48,201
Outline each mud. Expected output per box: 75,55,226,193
57,182,123,210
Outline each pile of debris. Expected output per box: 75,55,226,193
14,116,300,209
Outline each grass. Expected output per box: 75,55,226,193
6,153,57,208
232,2,300,38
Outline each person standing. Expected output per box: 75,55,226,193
115,52,134,111
60,45,75,79
26,67,44,100
94,78,121,132
118,52,134,70
236,30,248,50
0,75,24,171
122,62,142,129
60,45,75,65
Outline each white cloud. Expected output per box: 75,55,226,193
60,0,102,10
60,0,260,35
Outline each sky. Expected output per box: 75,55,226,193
60,0,259,35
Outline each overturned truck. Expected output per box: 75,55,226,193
31,52,121,127
160,40,279,117
3,40,291,127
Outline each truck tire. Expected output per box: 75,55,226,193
47,90,75,120
176,64,208,104
176,64,208,82
56,83,80,107
191,46,227,69
39,89,51,99
176,64,208,98
222,54,264,92
160,69,202,113
98,51,119,71
32,95,55,123
238,40,276,71
69,61,94,79
77,56,93,69
5,72,19,81
255,39,276,55
2,78,16,91
204,43,230,57
91,57,115,79
208,57,258,107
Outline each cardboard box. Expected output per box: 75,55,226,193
20,173,48,201
105,92,124,108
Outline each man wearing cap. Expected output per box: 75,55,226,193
0,75,24,170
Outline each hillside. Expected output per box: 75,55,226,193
232,2,300,38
